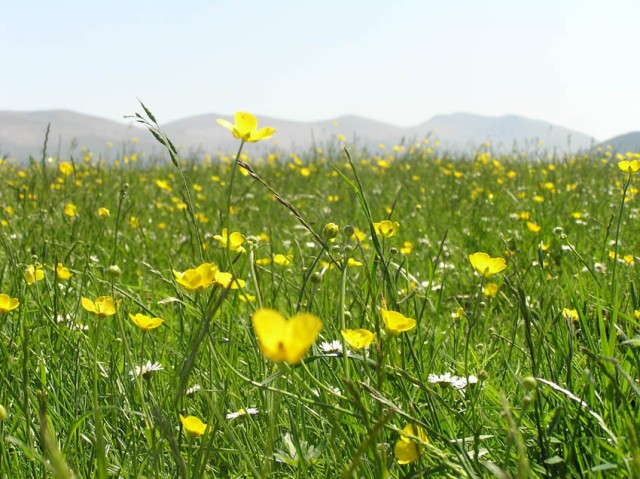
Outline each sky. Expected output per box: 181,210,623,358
3,0,640,141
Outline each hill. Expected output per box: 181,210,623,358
0,109,596,161
597,132,640,153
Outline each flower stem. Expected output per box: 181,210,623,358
339,263,350,380
611,172,632,299
224,140,246,269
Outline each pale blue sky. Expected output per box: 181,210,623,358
3,0,639,140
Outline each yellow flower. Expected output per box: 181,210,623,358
341,329,376,350
526,221,541,233
251,308,322,364
213,228,246,253
56,262,72,280
468,252,507,277
351,227,367,242
155,179,173,192
24,264,45,285
483,283,499,298
214,271,246,289
273,254,293,267
216,112,276,143
0,294,19,314
81,296,117,318
179,414,208,439
64,203,77,217
173,263,218,292
452,306,465,320
394,424,429,465
618,160,640,174
373,220,400,239
129,313,164,332
98,207,110,219
562,308,579,323
346,258,363,267
381,309,416,335
59,161,74,176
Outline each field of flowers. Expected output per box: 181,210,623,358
1,109,640,478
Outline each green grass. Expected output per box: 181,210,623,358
1,115,640,478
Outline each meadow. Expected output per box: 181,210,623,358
1,109,640,478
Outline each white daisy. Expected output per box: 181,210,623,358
128,361,163,380
319,340,342,354
226,407,259,420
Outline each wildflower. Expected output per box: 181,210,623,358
56,262,72,281
64,203,77,217
400,241,413,255
214,271,246,289
0,294,19,314
129,313,164,332
98,207,110,219
451,306,465,320
129,361,163,380
351,227,367,242
483,283,499,297
346,258,363,267
213,228,246,253
251,308,322,364
428,373,457,388
394,424,429,465
562,308,579,323
381,309,416,335
155,179,172,192
185,384,202,397
217,112,275,143
179,414,208,439
59,161,74,176
373,220,400,239
468,252,507,277
526,221,541,233
618,160,640,174
341,329,376,350
452,375,479,390
24,264,45,285
173,263,218,292
273,254,293,267
81,296,117,318
226,407,259,420
318,339,342,354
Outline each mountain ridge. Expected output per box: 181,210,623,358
0,109,611,161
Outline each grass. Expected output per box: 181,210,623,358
1,111,640,478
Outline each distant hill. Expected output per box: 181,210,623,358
597,132,640,153
0,109,597,161
407,113,595,152
0,110,153,160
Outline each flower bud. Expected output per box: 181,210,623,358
522,376,538,391
0,405,6,421
310,272,323,284
343,225,355,239
106,264,122,278
323,223,339,240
